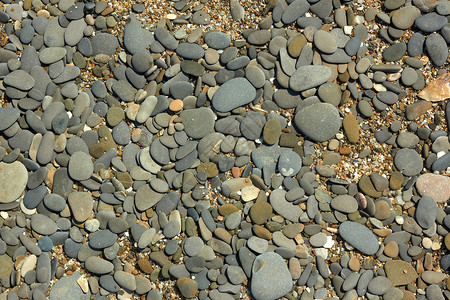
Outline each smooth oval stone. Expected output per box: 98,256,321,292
314,30,337,54
212,78,256,112
39,47,67,64
247,30,271,45
408,32,425,56
331,195,358,213
426,33,448,67
89,230,118,250
0,107,20,131
204,31,231,49
278,150,302,177
123,15,154,55
91,33,119,56
180,107,215,139
0,161,28,203
4,70,35,90
154,27,178,50
176,43,204,60
414,12,447,33
290,65,332,92
339,221,379,255
282,0,310,24
294,103,340,142
367,276,392,295
251,252,293,300
383,42,406,62
85,257,114,275
30,214,57,236
391,6,421,29
394,148,423,177
68,151,94,181
415,195,437,229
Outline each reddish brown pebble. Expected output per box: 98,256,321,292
348,256,360,272
355,192,367,210
374,200,391,220
406,100,432,120
137,259,153,274
416,173,450,203
231,167,241,178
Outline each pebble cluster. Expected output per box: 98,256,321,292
0,0,448,299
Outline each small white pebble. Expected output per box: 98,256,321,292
343,26,353,35
395,216,404,225
422,238,432,249
437,151,446,158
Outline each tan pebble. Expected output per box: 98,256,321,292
348,256,360,272
422,237,432,249
384,240,399,258
37,10,50,18
328,139,339,150
167,14,177,20
169,99,183,112
431,241,440,250
86,14,95,25
241,185,260,202
126,103,140,121
77,276,89,293
445,233,450,250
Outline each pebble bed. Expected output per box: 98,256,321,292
0,0,448,299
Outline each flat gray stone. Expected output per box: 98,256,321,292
290,65,332,92
294,103,341,142
68,151,94,181
212,77,256,112
339,221,379,255
251,252,293,300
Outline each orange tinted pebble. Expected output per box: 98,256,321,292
169,99,183,112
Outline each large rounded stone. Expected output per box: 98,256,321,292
294,103,341,142
251,252,293,300
212,78,256,112
0,162,28,203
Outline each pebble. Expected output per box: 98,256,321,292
282,0,310,24
416,173,450,203
331,195,358,213
339,221,379,255
49,272,89,300
212,78,256,112
30,214,57,236
4,70,35,90
278,150,302,177
415,195,437,229
181,107,215,139
0,161,28,203
85,257,114,275
251,252,293,300
177,277,198,298
290,65,332,92
68,151,94,181
394,148,423,176
314,30,337,54
425,33,448,67
294,103,341,142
